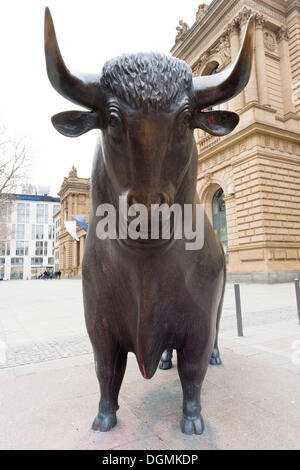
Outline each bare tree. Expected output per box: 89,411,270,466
0,126,30,194
0,125,31,241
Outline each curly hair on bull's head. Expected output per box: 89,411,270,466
100,53,193,112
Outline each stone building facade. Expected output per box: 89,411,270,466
56,167,90,277
172,0,300,282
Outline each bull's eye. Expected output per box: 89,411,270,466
176,110,191,140
107,112,123,143
182,112,191,127
108,114,121,128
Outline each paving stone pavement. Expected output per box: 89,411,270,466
0,335,92,368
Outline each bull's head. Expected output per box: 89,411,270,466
44,8,254,209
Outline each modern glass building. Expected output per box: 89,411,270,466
0,193,60,280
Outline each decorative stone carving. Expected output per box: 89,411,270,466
192,51,209,76
192,33,231,76
213,33,231,69
195,4,209,22
255,13,265,28
264,31,276,51
237,8,265,30
238,7,252,25
203,173,212,185
175,20,189,43
226,18,240,36
69,165,78,178
191,9,266,76
276,26,290,42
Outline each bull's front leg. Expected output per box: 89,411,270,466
91,335,127,432
177,330,214,435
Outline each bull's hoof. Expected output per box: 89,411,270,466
159,359,172,370
210,347,222,366
92,412,117,432
180,414,204,435
159,349,173,370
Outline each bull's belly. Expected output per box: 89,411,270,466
106,300,185,378
91,289,214,379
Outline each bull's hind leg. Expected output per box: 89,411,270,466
177,330,214,435
209,301,222,366
159,349,173,370
210,275,225,366
92,341,127,432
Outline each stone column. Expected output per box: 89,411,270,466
75,193,79,217
66,241,71,274
72,192,77,217
276,26,296,116
62,244,66,276
73,239,78,270
255,14,269,106
64,200,68,227
227,19,244,112
79,236,85,269
69,194,73,219
240,10,259,105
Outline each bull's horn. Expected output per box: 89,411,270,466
192,15,255,109
44,7,100,109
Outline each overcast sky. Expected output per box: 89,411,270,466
0,0,209,196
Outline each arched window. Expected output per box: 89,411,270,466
210,64,219,76
202,61,219,77
212,188,228,262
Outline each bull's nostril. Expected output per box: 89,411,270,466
161,193,169,205
149,193,169,206
127,192,169,208
127,194,138,207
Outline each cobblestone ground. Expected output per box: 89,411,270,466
1,336,92,368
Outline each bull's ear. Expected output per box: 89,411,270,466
51,111,101,137
191,110,239,136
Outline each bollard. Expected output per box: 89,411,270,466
294,279,300,325
234,283,244,337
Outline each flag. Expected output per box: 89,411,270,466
64,221,79,241
72,215,88,232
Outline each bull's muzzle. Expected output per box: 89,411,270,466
127,191,169,212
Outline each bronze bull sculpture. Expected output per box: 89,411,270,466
44,8,254,435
